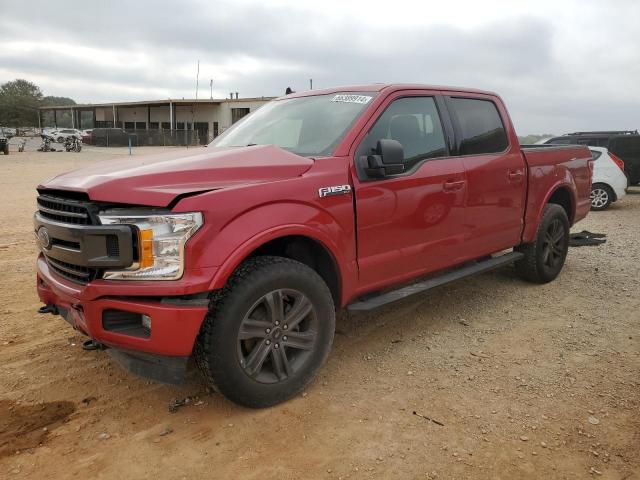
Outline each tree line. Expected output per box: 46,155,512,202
0,79,76,127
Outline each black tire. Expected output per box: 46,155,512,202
3,146,8,155
515,204,570,284
590,183,613,211
195,256,335,408
57,136,64,143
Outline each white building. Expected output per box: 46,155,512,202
39,95,274,144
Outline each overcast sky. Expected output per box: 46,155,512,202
1,0,639,134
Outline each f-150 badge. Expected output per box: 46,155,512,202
319,185,352,198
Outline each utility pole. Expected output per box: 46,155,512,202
310,78,313,90
210,79,213,99
194,60,200,102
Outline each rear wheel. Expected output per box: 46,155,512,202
56,136,64,143
3,145,8,155
590,183,613,211
515,204,570,284
195,256,335,408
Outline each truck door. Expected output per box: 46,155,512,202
351,94,468,290
444,95,527,257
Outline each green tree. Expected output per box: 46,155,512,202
0,79,43,126
41,96,76,107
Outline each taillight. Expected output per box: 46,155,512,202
609,152,625,172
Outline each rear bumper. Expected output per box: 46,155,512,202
610,178,627,202
37,255,209,381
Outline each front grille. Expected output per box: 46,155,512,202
46,258,101,284
36,193,135,285
37,194,99,284
106,235,120,257
37,195,93,225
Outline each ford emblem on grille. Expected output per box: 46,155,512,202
37,227,51,249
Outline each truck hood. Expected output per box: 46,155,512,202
39,145,314,207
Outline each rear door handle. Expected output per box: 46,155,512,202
508,170,524,181
443,180,465,191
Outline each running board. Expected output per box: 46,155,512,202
347,252,524,312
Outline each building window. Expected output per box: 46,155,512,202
231,108,250,124
193,122,209,144
124,122,135,130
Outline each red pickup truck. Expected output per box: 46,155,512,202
35,84,592,407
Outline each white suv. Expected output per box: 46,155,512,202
49,129,82,143
589,146,628,211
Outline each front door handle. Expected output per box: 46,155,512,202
443,180,465,191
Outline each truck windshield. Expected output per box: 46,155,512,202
209,92,376,156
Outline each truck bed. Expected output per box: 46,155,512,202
520,144,592,243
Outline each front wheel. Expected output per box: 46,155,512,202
515,204,570,284
590,183,613,211
195,256,335,408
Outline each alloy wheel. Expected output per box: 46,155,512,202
590,188,609,209
541,218,565,268
237,289,318,384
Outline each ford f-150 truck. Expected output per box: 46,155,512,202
34,84,592,407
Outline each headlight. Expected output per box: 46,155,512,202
98,211,203,280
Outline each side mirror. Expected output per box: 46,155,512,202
360,139,405,178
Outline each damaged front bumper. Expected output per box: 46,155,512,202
36,255,209,385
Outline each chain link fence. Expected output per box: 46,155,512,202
84,128,205,147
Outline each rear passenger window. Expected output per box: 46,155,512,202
578,137,609,148
449,98,508,155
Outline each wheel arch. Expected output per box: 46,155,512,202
522,181,578,244
546,185,575,223
208,227,347,309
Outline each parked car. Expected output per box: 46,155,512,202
18,127,40,137
91,128,137,146
544,131,640,185
0,128,9,154
34,84,592,408
0,127,16,138
81,129,93,143
48,128,82,143
588,146,627,211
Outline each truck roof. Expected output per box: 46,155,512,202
279,83,498,100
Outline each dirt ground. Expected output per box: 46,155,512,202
0,143,638,479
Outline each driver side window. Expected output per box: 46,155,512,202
358,97,447,173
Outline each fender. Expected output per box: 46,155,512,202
522,174,577,243
205,202,358,305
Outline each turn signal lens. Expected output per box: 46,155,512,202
139,229,154,268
